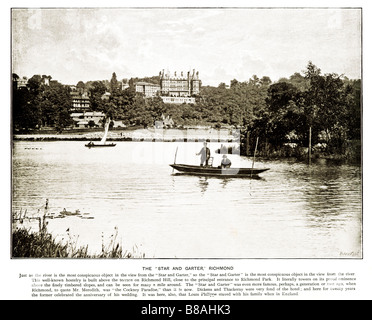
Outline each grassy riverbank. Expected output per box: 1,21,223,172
12,226,144,259
242,136,361,165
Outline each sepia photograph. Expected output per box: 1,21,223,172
10,6,362,262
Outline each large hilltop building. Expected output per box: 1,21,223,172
159,69,201,97
134,69,201,104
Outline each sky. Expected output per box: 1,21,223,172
11,7,361,86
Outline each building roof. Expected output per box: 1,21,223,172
83,112,105,116
136,82,160,87
70,112,105,117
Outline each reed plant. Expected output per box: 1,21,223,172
12,202,145,258
12,227,70,258
12,225,144,259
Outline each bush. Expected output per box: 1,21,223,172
12,227,144,259
12,228,70,258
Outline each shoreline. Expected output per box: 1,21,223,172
13,128,239,143
12,129,361,164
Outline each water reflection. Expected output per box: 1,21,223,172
197,176,209,194
303,166,361,220
220,178,232,189
280,162,362,256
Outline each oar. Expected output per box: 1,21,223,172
172,146,178,174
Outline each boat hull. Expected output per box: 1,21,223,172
170,164,269,177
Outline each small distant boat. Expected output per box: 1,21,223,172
170,164,269,177
85,141,116,148
58,209,91,219
85,118,116,148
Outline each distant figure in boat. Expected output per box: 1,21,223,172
196,141,211,167
220,154,232,168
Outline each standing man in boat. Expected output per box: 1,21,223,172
196,141,211,166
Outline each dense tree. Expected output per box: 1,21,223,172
260,76,272,87
255,61,360,155
13,75,72,131
197,76,270,128
263,81,300,145
298,63,351,151
76,81,85,94
40,79,73,130
130,75,161,86
110,72,119,95
88,80,107,112
13,86,39,131
288,72,308,92
344,79,361,140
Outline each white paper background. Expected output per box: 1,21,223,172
2,0,371,300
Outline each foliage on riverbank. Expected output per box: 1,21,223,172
241,131,361,164
12,226,144,259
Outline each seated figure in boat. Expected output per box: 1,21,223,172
220,154,232,168
196,141,211,167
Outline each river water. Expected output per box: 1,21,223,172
12,140,362,258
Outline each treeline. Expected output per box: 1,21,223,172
83,64,362,153
12,62,361,158
12,74,73,132
88,72,165,128
12,72,167,131
251,62,361,158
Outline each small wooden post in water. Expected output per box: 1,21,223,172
246,131,250,156
252,137,259,169
308,126,312,165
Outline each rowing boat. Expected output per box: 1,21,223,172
170,164,269,177
85,142,116,148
